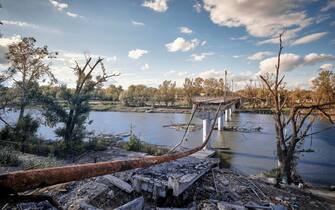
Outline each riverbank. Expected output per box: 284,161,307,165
1,143,334,209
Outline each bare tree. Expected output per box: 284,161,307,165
44,57,118,159
260,32,334,184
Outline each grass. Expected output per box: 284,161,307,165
120,135,169,156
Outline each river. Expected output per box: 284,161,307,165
1,110,334,186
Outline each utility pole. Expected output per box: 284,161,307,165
224,70,227,97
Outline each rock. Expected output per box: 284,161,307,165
77,181,108,201
107,189,115,198
101,174,134,193
217,202,246,210
79,200,103,210
298,183,304,189
17,201,57,210
115,196,144,210
266,177,277,185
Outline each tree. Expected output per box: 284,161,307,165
260,32,334,184
312,70,335,103
44,57,117,159
183,78,196,107
4,37,56,124
158,80,176,106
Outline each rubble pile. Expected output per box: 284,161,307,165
1,150,334,210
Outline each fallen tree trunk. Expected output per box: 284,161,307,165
0,103,222,195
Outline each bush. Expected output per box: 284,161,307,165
123,135,142,151
0,146,20,167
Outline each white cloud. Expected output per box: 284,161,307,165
232,55,243,58
248,51,273,61
1,20,39,29
321,0,335,12
50,51,118,87
49,0,68,11
201,41,207,46
165,37,200,52
304,53,335,65
230,35,248,41
258,53,335,74
193,1,202,13
319,63,334,71
141,63,150,70
0,35,22,64
315,14,331,24
180,26,193,34
142,0,168,12
197,69,254,83
132,20,145,26
66,12,80,18
128,49,148,59
203,0,313,43
190,52,213,61
0,35,21,47
292,32,328,46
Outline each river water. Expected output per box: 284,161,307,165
1,110,334,186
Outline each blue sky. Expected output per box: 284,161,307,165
0,0,334,89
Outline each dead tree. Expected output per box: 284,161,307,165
260,32,335,184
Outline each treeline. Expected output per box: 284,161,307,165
237,71,335,108
38,78,231,108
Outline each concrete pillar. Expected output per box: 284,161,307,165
229,108,232,120
203,112,210,149
232,104,236,113
218,113,223,131
225,109,229,121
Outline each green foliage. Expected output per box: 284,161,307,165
20,154,60,170
122,134,168,156
0,146,20,167
123,135,142,151
0,114,39,152
85,137,114,151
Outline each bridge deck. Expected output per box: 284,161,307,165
192,96,240,104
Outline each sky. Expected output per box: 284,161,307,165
0,0,334,90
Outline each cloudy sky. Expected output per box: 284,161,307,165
0,0,335,89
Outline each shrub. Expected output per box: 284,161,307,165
123,135,142,151
0,146,20,167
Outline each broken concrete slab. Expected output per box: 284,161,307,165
132,174,167,198
131,156,219,198
114,196,144,210
101,174,134,193
190,149,215,159
76,181,108,202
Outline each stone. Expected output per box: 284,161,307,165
77,181,108,201
102,174,134,193
115,196,144,210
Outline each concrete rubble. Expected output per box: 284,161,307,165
2,148,334,210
